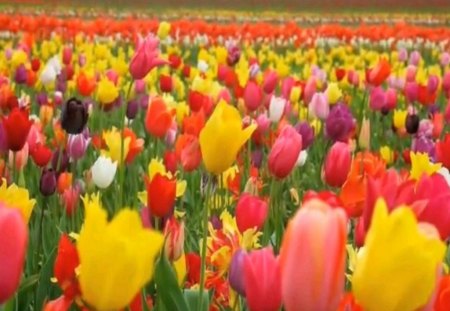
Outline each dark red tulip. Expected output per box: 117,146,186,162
61,97,88,135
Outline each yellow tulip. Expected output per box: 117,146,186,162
97,78,119,105
101,127,131,165
157,21,171,40
410,152,441,181
380,146,394,164
0,179,35,223
77,196,164,311
199,100,256,174
393,109,407,130
353,199,445,311
325,82,342,105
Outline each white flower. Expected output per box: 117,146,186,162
269,96,286,123
296,150,308,167
39,65,57,85
197,60,209,73
91,156,117,189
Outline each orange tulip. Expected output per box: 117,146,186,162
123,128,144,164
145,97,173,139
182,110,205,137
77,72,96,97
434,275,450,311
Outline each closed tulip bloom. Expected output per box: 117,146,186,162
2,107,33,152
67,133,90,160
385,88,397,110
268,125,302,179
146,173,176,218
40,168,57,196
159,74,173,93
61,97,88,135
235,193,268,234
244,81,262,112
325,83,342,105
129,35,167,80
325,104,354,142
229,249,247,296
280,199,347,311
0,204,28,304
199,100,256,175
90,156,117,189
358,117,371,150
163,217,184,261
30,143,52,167
409,50,421,66
295,122,314,150
145,97,173,139
369,86,386,111
269,96,286,123
244,248,282,311
437,134,450,169
367,58,391,86
262,70,278,94
97,78,119,106
14,64,27,84
77,72,96,97
309,92,329,120
77,196,164,311
324,142,352,187
353,199,445,311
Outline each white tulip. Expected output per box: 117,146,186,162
91,156,117,189
39,65,57,85
269,96,286,123
296,150,308,167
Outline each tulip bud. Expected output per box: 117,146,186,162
159,74,173,93
244,81,262,112
268,125,302,179
0,205,28,304
358,117,371,150
323,142,352,187
235,194,268,233
229,250,247,296
164,217,184,261
67,134,90,160
309,92,329,120
126,99,139,120
40,168,57,196
269,96,286,123
262,71,278,94
61,97,88,134
91,156,117,189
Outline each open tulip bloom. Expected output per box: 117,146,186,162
0,6,449,311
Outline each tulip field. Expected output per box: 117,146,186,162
1,3,450,311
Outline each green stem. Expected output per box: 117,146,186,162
35,196,47,267
11,151,16,184
198,176,211,311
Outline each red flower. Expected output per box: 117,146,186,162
323,142,352,188
175,134,202,172
30,143,52,167
437,134,450,169
159,74,173,93
54,234,80,300
2,107,33,152
367,58,391,86
235,194,268,234
163,150,177,174
44,296,72,311
182,110,205,137
188,90,206,112
123,128,144,164
186,252,201,285
145,97,173,139
146,173,176,218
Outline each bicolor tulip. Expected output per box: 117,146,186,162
280,199,347,311
268,125,302,179
199,100,256,175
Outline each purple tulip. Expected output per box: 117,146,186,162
14,64,27,85
325,104,354,142
40,168,57,196
67,134,90,160
229,249,248,296
295,122,314,150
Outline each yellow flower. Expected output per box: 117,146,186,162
393,109,407,130
358,117,371,150
10,50,27,69
0,180,36,223
97,78,119,105
199,100,256,175
410,152,442,181
380,146,395,164
157,21,171,40
325,82,342,105
352,199,445,311
174,253,187,286
77,196,164,311
101,127,131,165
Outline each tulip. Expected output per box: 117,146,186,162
227,45,241,66
244,81,262,112
2,107,33,152
157,21,171,39
405,82,419,103
146,173,176,218
14,64,27,84
269,96,286,123
398,47,408,62
40,56,61,85
9,142,28,171
77,72,96,97
369,87,386,111
199,100,256,175
51,149,70,173
304,76,317,103
67,133,90,160
40,168,57,196
353,199,445,311
295,122,314,150
145,97,173,139
61,97,88,135
229,250,247,296
437,134,450,169
0,204,28,304
325,104,354,142
324,142,352,187
325,83,342,105
268,125,302,179
434,275,450,311
309,92,329,120
280,199,347,311
62,186,80,217
235,194,268,234
129,35,167,80
53,234,80,299
77,197,164,311
405,113,420,134
159,74,173,93
409,50,421,66
244,248,282,311
358,117,371,150
90,156,117,189
30,143,52,167
97,78,119,105
385,88,397,110
367,58,391,86
262,70,278,94
163,217,184,261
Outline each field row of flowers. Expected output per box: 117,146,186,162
0,12,450,311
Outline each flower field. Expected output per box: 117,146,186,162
0,5,450,311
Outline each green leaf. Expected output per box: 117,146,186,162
35,248,59,310
183,289,209,311
18,274,39,293
154,255,190,311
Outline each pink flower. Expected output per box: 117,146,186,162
262,70,278,94
236,194,268,234
268,125,302,179
309,92,329,120
323,142,352,187
129,35,167,80
244,81,262,112
369,86,386,111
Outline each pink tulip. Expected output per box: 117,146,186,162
256,113,271,134
323,142,352,188
309,92,329,120
268,125,302,179
409,50,421,66
62,46,72,65
244,247,282,311
0,204,28,304
67,134,90,160
406,65,417,82
134,79,146,93
404,82,419,103
280,199,347,311
304,76,317,103
105,69,119,85
217,88,232,103
281,77,295,99
440,52,450,67
262,71,278,94
244,81,262,112
217,64,230,82
428,75,440,94
347,70,359,87
385,88,397,110
398,47,408,62
129,35,167,80
369,86,386,111
235,194,268,234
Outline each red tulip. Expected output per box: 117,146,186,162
268,125,302,179
62,46,72,65
323,142,352,188
186,252,201,285
145,97,173,139
244,81,262,112
163,150,177,174
2,107,33,152
235,194,268,234
31,58,40,72
434,275,450,311
262,70,278,94
159,74,173,93
62,187,80,217
367,58,391,86
146,173,176,218
437,134,450,170
30,142,53,167
188,90,206,112
244,247,282,311
303,190,343,210
0,204,28,304
76,72,96,97
175,134,202,172
129,35,167,80
43,296,73,311
280,199,347,311
54,234,80,300
168,54,182,69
